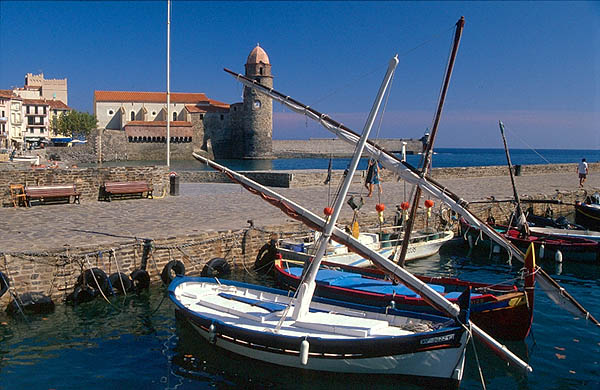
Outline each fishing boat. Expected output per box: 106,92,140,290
170,276,471,385
273,247,535,341
459,218,600,263
575,192,600,231
280,229,454,268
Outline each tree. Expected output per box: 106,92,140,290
51,110,98,138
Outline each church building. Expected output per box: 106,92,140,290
93,45,273,160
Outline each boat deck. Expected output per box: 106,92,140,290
175,281,437,339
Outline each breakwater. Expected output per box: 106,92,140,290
272,138,422,158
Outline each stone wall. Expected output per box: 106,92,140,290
178,162,600,188
0,165,169,206
178,169,365,188
99,129,194,161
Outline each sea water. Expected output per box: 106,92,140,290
90,148,600,172
1,242,598,390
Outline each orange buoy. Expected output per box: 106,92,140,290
324,207,333,216
375,203,385,212
424,199,434,208
400,202,410,210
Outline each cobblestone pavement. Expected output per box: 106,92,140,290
0,172,598,253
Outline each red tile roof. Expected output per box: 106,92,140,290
0,90,19,99
47,100,71,110
23,98,50,105
185,104,230,113
94,91,229,107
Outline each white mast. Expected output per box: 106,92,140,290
166,0,171,167
291,55,398,320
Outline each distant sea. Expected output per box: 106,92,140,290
95,148,600,172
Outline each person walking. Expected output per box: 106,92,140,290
366,159,382,197
578,158,588,187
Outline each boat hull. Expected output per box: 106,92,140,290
170,277,467,384
275,259,533,341
460,219,599,263
575,203,600,232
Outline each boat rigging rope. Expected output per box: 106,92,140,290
469,325,488,390
111,248,127,297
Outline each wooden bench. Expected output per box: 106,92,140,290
101,181,153,201
25,184,81,206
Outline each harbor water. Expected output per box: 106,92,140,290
89,148,600,172
1,242,598,390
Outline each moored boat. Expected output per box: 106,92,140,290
575,193,600,231
460,218,599,263
274,245,536,341
170,276,470,386
280,229,454,268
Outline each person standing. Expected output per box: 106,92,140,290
367,159,382,197
578,158,588,187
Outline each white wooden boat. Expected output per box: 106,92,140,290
529,226,600,242
170,277,470,385
281,229,454,268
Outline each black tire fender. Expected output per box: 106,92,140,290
130,269,150,292
77,268,109,294
109,272,132,294
161,260,186,285
0,271,9,298
201,257,231,278
6,292,55,314
254,242,277,274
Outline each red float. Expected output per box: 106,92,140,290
375,203,385,212
324,207,333,216
424,199,434,208
400,202,410,210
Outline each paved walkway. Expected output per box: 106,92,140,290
0,171,597,252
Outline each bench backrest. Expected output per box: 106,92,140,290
104,181,151,192
26,184,78,196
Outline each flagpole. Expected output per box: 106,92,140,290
166,0,171,167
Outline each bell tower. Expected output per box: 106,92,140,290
242,44,273,159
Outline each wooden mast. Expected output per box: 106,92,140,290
499,120,529,234
396,16,465,266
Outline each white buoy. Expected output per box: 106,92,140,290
467,234,474,249
492,244,501,254
555,250,563,263
300,339,310,365
539,244,545,260
208,324,217,344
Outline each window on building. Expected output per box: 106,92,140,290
131,111,135,121
28,117,34,125
220,114,224,120
152,111,156,116
43,106,46,115
259,67,263,75
30,128,34,134
199,114,204,119
173,112,177,121
53,109,57,115
26,106,30,114
1,110,4,117
108,109,114,115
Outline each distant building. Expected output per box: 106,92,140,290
93,44,273,160
23,72,68,105
0,90,24,149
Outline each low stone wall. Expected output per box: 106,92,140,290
0,166,170,206
178,162,600,188
178,170,365,188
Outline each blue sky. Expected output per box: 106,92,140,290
1,1,598,149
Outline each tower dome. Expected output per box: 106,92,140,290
246,44,270,65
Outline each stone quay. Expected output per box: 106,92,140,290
0,162,598,310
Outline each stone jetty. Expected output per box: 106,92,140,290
0,162,598,309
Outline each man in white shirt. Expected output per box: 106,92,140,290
578,158,588,187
